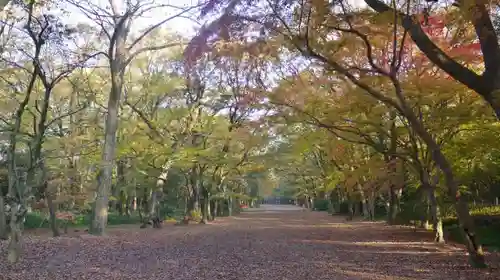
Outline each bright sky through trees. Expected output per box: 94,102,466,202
61,0,201,35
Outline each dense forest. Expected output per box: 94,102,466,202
1,0,500,270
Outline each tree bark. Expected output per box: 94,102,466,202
357,184,369,218
367,190,376,221
90,68,124,235
210,200,217,220
46,190,59,237
200,188,209,224
347,199,354,220
217,200,223,216
0,195,7,240
7,204,22,263
388,186,400,224
148,189,158,218
427,187,445,243
90,4,129,235
227,196,234,216
400,101,486,267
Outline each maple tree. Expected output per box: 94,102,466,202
188,0,500,267
0,0,498,274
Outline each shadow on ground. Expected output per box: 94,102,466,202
1,205,499,280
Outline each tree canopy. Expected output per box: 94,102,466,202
0,0,499,269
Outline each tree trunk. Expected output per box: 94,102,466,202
367,191,376,221
227,197,233,216
388,186,400,224
357,184,369,218
118,190,126,216
354,200,360,216
7,204,22,263
148,190,158,218
200,189,209,224
124,195,132,216
207,198,212,221
90,82,122,235
110,184,118,212
46,191,59,237
0,195,7,240
428,187,445,243
218,200,223,216
334,193,342,214
400,101,486,267
90,15,128,235
347,199,354,220
210,200,217,220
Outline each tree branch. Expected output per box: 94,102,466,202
364,0,487,95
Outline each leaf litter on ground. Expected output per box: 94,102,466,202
1,207,499,280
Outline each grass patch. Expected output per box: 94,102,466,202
24,212,142,229
24,210,186,230
446,224,500,252
440,205,500,251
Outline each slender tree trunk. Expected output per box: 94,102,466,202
400,100,486,267
110,185,118,211
347,199,354,220
125,195,132,216
210,200,217,220
0,195,7,240
207,198,212,221
427,187,445,243
90,14,128,234
187,167,201,219
421,201,431,230
90,74,123,235
200,188,209,224
367,190,376,221
334,192,342,214
388,186,400,224
148,190,158,218
354,200,360,216
218,200,223,216
6,135,23,263
189,189,199,215
227,197,233,216
357,184,369,218
46,190,59,237
7,205,22,263
118,190,126,216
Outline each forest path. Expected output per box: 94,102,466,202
1,205,499,279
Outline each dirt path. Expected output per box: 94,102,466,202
1,205,499,280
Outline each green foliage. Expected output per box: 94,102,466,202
158,202,182,220
447,225,500,251
189,209,202,222
24,212,142,229
313,199,330,211
442,205,500,221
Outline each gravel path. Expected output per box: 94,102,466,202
1,205,499,280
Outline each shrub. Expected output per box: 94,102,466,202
24,212,47,229
313,199,330,211
24,211,141,229
158,203,177,219
189,209,202,222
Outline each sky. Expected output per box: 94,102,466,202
60,0,202,36
59,0,368,36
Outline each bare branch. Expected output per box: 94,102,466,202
124,41,185,65
126,3,202,51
